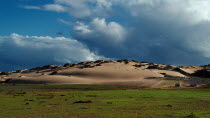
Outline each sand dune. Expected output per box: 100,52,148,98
1,60,210,87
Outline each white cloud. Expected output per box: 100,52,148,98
0,33,105,71
22,5,41,10
23,0,112,18
55,0,92,18
117,0,210,24
22,4,67,13
23,0,210,23
74,18,127,42
44,4,67,12
74,22,92,34
58,19,73,26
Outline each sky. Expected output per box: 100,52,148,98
1,0,210,71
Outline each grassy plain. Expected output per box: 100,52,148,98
0,84,210,118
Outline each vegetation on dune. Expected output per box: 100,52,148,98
191,69,210,78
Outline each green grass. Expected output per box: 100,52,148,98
0,84,210,118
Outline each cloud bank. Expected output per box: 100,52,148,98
0,34,105,71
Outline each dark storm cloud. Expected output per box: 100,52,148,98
2,0,210,71
70,0,210,65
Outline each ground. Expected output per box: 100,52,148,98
0,84,210,118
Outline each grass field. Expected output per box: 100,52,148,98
0,84,210,118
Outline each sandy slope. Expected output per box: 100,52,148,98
180,66,203,74
151,70,185,77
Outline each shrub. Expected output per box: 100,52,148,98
117,60,123,63
141,61,148,63
64,63,71,67
191,69,210,78
0,72,9,75
175,83,181,87
117,59,129,64
96,64,102,66
50,71,59,75
74,100,92,103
